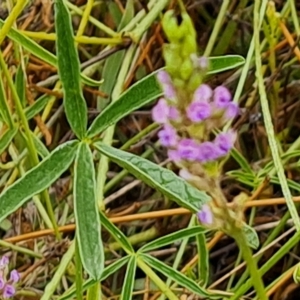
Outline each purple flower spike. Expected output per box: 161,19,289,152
178,139,200,161
193,84,213,102
158,125,178,147
167,149,181,162
152,98,169,124
0,256,9,268
168,106,180,121
213,86,232,108
0,276,5,289
157,70,171,85
214,130,237,155
3,284,15,299
186,101,211,122
197,142,221,162
9,270,20,283
224,102,239,120
197,204,213,225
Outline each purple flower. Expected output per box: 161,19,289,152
168,149,181,162
224,102,239,120
0,276,5,289
163,83,176,100
193,84,213,102
197,204,213,225
186,101,211,122
157,70,171,85
214,131,236,155
168,106,180,121
3,284,15,299
0,256,9,268
213,86,232,108
9,270,20,283
158,125,178,147
197,142,221,162
178,139,200,161
152,98,169,124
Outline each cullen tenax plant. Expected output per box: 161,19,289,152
152,9,268,300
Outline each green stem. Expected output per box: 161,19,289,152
0,51,61,239
233,229,268,300
203,0,230,57
137,256,179,300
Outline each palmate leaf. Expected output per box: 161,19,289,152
0,141,78,222
74,142,104,280
54,0,87,139
139,254,213,298
94,142,210,212
120,256,137,300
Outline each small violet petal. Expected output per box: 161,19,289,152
197,204,213,225
163,83,176,100
158,125,178,147
156,70,171,85
167,149,181,162
152,98,169,124
168,106,180,121
0,256,9,268
0,276,5,289
193,84,213,102
197,142,221,163
3,284,15,299
186,101,211,122
224,102,239,120
213,86,232,108
178,139,200,161
9,270,20,283
214,130,237,155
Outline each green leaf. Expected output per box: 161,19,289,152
140,254,211,298
208,55,245,74
59,256,130,300
88,70,162,138
0,71,14,127
32,137,50,158
0,140,77,223
139,226,205,253
94,143,210,212
120,256,136,300
74,142,103,280
242,223,259,250
55,0,87,139
25,94,50,120
0,20,100,87
196,232,209,286
100,211,134,254
0,127,17,156
231,148,254,175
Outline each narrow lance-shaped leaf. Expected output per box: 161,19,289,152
208,55,245,74
139,226,206,253
100,211,134,254
54,0,87,139
74,142,104,280
88,70,162,138
94,143,210,212
0,127,18,156
139,254,213,298
0,141,78,222
58,256,130,300
120,256,136,300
